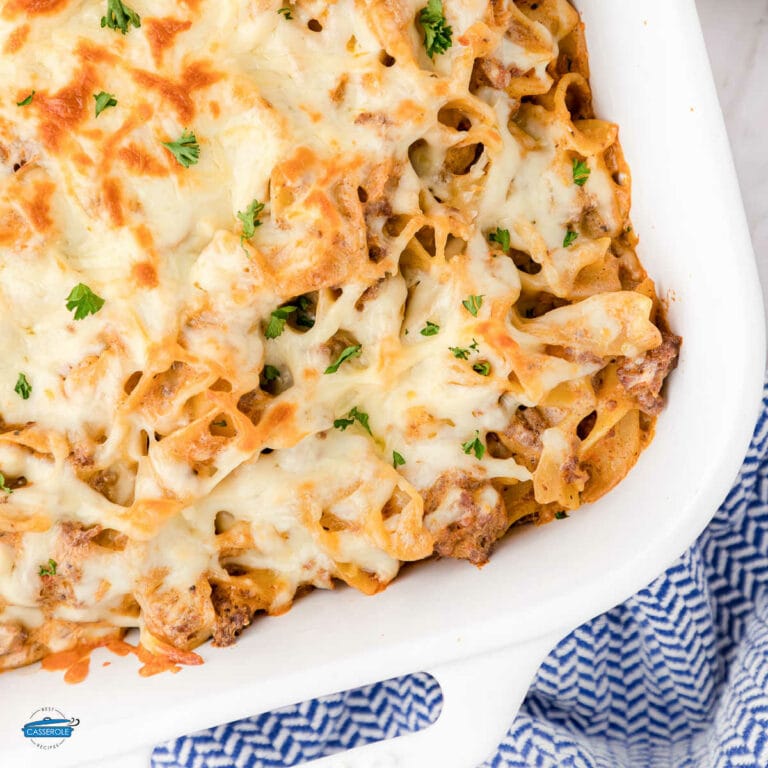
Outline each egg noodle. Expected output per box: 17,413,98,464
0,0,679,670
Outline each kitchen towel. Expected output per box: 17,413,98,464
151,386,768,768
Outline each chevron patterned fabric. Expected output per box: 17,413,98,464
152,385,768,768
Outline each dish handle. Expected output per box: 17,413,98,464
95,631,563,768
299,631,563,768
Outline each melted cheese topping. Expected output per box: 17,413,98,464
0,0,676,668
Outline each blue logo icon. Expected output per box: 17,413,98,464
22,708,79,750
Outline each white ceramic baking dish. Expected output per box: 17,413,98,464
1,1,764,766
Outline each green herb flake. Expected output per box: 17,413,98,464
39,558,57,577
0,473,12,494
264,305,297,339
333,406,372,435
66,283,105,320
563,229,579,248
237,199,266,240
324,344,362,374
262,365,281,381
277,6,293,18
449,346,470,360
572,157,591,187
461,431,485,460
462,294,483,317
488,227,510,253
16,90,35,107
14,373,31,400
211,420,227,428
101,0,141,34
418,0,453,59
162,130,200,168
392,451,406,468
554,511,569,520
420,321,440,337
94,91,117,117
472,361,491,376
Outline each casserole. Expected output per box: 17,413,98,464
0,1,763,766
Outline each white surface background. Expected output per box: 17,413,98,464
698,0,768,338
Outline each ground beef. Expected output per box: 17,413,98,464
426,472,511,566
617,332,682,415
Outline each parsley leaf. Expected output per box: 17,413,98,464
16,91,35,107
14,373,31,400
449,346,470,360
554,511,569,520
333,406,372,435
162,130,200,168
262,365,280,381
101,0,141,34
462,294,483,317
324,345,361,374
563,229,579,248
469,338,479,351
265,306,296,339
39,558,57,577
418,0,453,59
393,451,406,468
94,91,117,117
237,199,265,240
461,431,485,460
0,473,12,494
488,227,510,253
572,157,590,186
277,6,293,18
420,321,440,337
66,283,105,320
472,361,491,376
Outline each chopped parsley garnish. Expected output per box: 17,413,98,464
461,431,485,460
39,558,57,577
333,406,372,435
488,227,510,253
277,6,293,18
262,365,280,381
393,451,406,468
472,361,491,376
14,373,31,400
94,91,117,117
101,0,141,34
450,338,480,360
462,294,483,317
16,91,35,107
572,157,591,186
324,345,361,374
66,283,105,320
0,473,12,494
162,130,200,168
554,511,569,520
264,306,296,339
418,0,453,59
563,229,579,248
420,321,440,337
237,199,265,240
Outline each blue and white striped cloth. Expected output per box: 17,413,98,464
152,386,768,768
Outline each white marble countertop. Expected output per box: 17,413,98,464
698,0,768,338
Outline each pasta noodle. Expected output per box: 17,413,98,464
0,0,679,671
